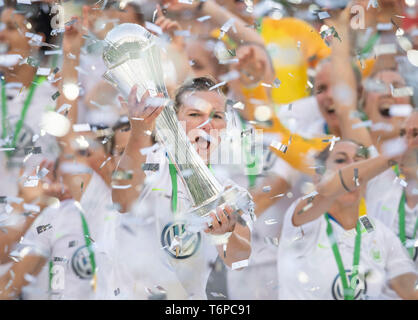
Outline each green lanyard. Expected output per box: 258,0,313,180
394,165,418,259
1,75,42,155
169,161,178,214
168,159,214,214
238,115,257,188
79,211,97,276
325,214,362,300
168,159,213,238
48,260,53,291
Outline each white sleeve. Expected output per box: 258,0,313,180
380,221,416,280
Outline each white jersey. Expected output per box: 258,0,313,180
366,168,418,295
0,81,59,223
113,146,252,300
21,172,119,300
0,81,59,194
277,199,416,300
0,81,59,282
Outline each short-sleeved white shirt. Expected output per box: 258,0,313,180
21,172,119,300
367,169,418,263
0,81,59,196
113,146,252,300
366,168,418,300
277,199,416,300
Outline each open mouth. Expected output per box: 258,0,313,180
379,108,391,118
378,102,393,118
325,106,336,115
194,135,211,150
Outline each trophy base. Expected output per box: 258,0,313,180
188,185,254,225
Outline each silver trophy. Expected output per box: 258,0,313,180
102,24,253,224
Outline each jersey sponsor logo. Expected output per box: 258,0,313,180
161,221,201,259
331,269,367,300
71,245,94,279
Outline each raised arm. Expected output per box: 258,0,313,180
53,7,106,202
327,7,373,147
196,0,264,46
292,154,394,227
56,9,88,132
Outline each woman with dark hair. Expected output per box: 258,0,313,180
277,140,417,300
112,77,252,299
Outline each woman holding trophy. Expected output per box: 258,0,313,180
107,23,253,299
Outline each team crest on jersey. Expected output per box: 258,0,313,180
161,222,201,259
71,245,94,279
370,247,382,263
331,269,367,300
